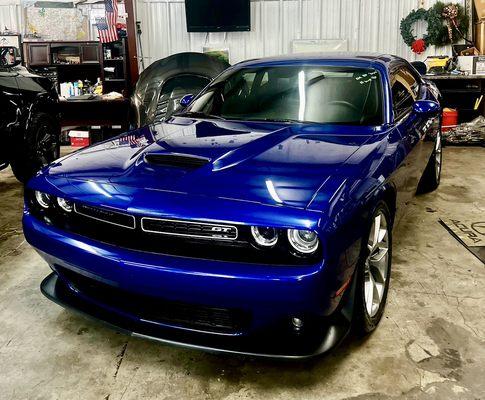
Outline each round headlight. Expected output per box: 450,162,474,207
287,229,319,254
34,191,51,209
57,197,73,212
251,226,278,247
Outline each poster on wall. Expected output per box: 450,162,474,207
0,35,22,50
203,46,230,64
25,6,88,41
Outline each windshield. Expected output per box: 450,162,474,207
183,65,383,125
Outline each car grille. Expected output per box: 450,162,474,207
141,217,238,240
27,193,321,265
74,203,136,229
57,267,249,334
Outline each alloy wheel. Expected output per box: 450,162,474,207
364,212,389,318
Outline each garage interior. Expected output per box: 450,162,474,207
1,0,484,399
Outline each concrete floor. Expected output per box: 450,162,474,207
0,147,484,400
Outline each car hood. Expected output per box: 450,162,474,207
45,118,376,209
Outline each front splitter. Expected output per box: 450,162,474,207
41,272,351,359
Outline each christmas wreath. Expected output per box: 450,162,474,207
400,8,430,54
401,3,469,53
427,2,469,47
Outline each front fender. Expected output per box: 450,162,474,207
24,92,60,133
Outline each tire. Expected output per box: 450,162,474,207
10,113,60,183
417,130,442,194
352,201,393,336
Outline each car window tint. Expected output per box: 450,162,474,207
186,66,383,126
392,67,418,121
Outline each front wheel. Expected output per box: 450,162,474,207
353,201,392,335
10,113,60,183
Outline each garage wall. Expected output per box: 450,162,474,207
0,2,22,33
135,0,465,69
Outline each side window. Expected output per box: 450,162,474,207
391,67,419,121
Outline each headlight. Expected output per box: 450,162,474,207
251,226,278,247
35,191,51,208
287,229,319,254
57,197,73,212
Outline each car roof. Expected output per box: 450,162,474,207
234,53,404,69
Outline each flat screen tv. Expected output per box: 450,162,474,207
185,0,250,32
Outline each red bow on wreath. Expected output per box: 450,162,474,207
411,38,426,54
442,4,459,42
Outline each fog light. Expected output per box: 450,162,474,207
35,191,51,209
57,197,73,212
287,229,319,254
251,226,278,247
291,317,304,331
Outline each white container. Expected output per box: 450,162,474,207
457,56,475,74
68,130,90,138
60,83,70,98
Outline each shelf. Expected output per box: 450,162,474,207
103,78,125,82
31,63,101,67
440,89,481,94
425,74,485,80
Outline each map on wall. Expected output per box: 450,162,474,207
26,6,88,40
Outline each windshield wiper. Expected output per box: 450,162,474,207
252,118,305,124
173,111,226,120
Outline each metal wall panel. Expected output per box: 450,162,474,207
136,0,466,69
0,0,466,70
0,4,22,33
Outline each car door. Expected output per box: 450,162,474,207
390,64,430,220
390,62,427,220
0,66,21,164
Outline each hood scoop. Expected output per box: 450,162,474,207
144,153,211,169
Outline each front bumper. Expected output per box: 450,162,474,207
25,213,354,358
41,272,351,359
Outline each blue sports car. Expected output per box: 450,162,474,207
23,53,442,358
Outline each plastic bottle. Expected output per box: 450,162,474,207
94,77,103,95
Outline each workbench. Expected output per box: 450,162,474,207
424,74,485,123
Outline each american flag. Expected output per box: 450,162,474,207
96,0,118,43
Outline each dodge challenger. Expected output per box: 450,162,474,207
23,53,442,358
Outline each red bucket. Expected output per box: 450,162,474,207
442,108,458,132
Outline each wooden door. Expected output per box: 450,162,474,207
81,44,100,64
28,44,50,65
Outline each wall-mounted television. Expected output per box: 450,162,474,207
185,0,250,32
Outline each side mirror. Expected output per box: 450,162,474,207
413,100,441,115
411,61,427,76
180,94,194,107
0,46,21,68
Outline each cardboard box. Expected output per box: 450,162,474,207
458,56,475,73
459,47,480,56
457,56,485,74
475,0,485,19
474,56,485,74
